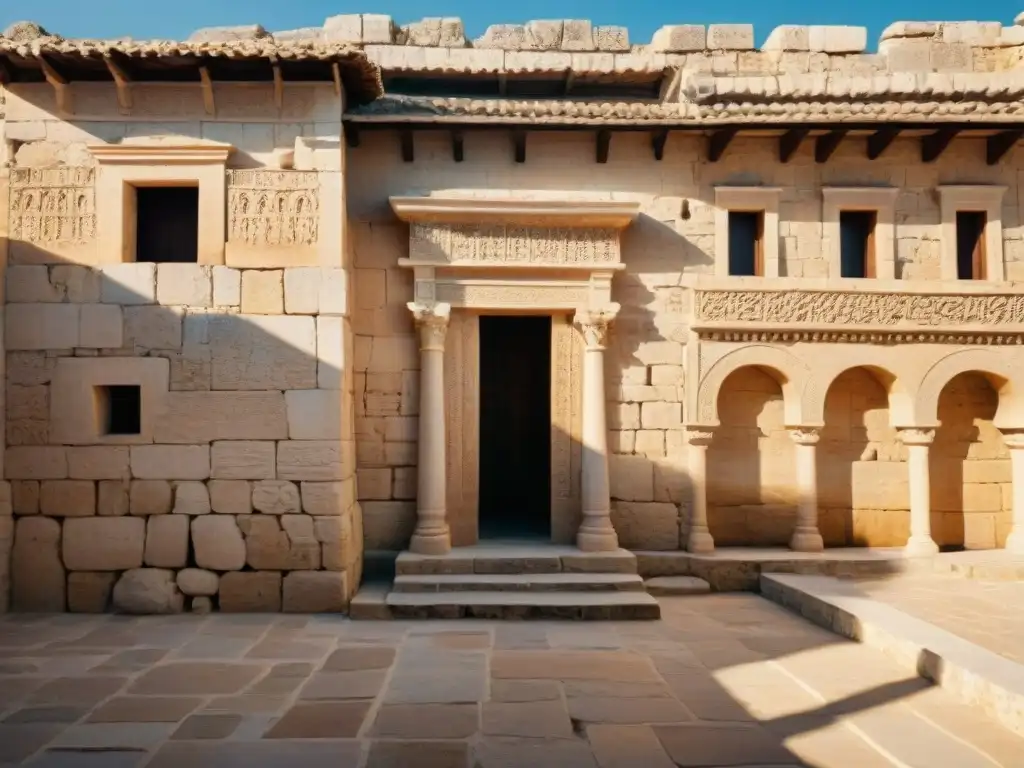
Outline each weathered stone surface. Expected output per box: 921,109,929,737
67,447,130,480
209,480,252,514
12,517,65,611
283,267,320,314
283,571,348,612
156,264,212,306
67,572,116,613
125,305,183,350
63,517,146,571
3,21,51,41
707,23,754,50
252,480,301,515
285,390,343,440
594,25,629,51
191,596,214,613
145,515,189,567
113,568,185,614
241,269,284,314
130,446,210,481
211,441,276,479
762,25,809,51
188,24,269,42
611,455,655,501
611,502,680,551
219,571,282,612
98,480,130,516
209,314,316,390
238,514,321,570
5,447,67,479
562,19,595,50
100,263,156,304
40,480,96,517
130,480,173,516
12,480,40,515
192,516,246,571
301,481,351,516
322,14,361,42
79,304,124,348
172,481,211,515
177,568,219,597
278,441,345,481
644,576,712,596
5,304,78,349
155,391,288,443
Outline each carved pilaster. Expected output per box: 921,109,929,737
408,302,452,352
788,427,821,446
574,304,620,350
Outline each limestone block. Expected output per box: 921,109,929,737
762,26,809,51
5,304,78,349
67,447,130,480
212,441,276,480
525,20,563,49
8,352,54,386
191,515,246,570
476,24,528,49
68,572,116,613
219,571,282,612
177,568,219,597
392,467,416,501
62,517,146,571
438,17,466,46
314,515,352,570
404,17,443,45
189,24,268,42
129,480,173,516
52,266,101,303
879,38,933,71
561,19,594,50
124,306,182,351
301,481,350,516
209,480,252,514
252,480,301,515
6,265,61,302
241,270,284,314
130,445,210,480
40,480,96,517
707,24,754,50
191,596,213,613
650,25,706,52
650,365,683,386
155,391,288,443
594,26,629,51
384,442,415,466
369,336,417,373
317,316,345,390
635,431,666,457
283,267,320,314
80,304,125,349
8,383,47,422
12,481,40,515
611,501,680,550
363,500,416,549
318,268,348,317
654,460,687,505
112,568,184,614
363,14,396,43
880,21,938,40
98,481,129,516
809,26,867,53
12,517,65,611
323,14,361,42
100,263,157,305
212,266,241,307
641,402,682,429
278,441,345,481
285,389,342,440
210,314,317,390
610,454,655,501
145,515,189,567
156,264,212,307
238,514,321,570
939,21,1001,45
358,468,392,500
6,447,67,479
283,571,348,612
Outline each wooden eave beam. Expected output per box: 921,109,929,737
199,65,215,116
867,127,900,160
707,127,737,162
344,124,360,148
814,129,848,163
36,54,71,113
651,129,668,161
512,129,526,163
563,69,575,96
400,129,414,162
451,129,464,162
778,128,808,163
987,129,1022,165
0,56,14,85
596,129,611,163
103,53,133,112
497,72,508,97
332,61,342,97
921,128,959,163
271,57,284,110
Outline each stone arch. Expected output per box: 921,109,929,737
915,349,1024,429
696,345,809,426
804,356,914,428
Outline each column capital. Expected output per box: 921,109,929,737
574,304,620,349
408,302,451,352
898,427,936,447
686,427,715,447
788,427,821,446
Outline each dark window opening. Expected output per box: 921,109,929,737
135,186,199,263
839,210,877,278
97,385,141,435
956,211,987,280
728,211,764,276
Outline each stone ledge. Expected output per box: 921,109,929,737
761,573,1024,737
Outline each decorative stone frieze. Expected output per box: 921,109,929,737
410,224,618,265
227,170,319,247
8,168,96,245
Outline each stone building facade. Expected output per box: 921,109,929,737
2,12,1024,613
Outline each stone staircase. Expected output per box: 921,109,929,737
351,543,661,620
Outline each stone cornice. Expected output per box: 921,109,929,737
389,196,641,229
88,142,234,165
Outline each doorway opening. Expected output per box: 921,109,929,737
478,315,552,539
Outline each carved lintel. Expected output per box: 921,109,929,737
573,304,620,349
199,66,216,116
898,428,935,447
408,301,452,351
788,427,821,446
651,129,669,161
686,428,715,447
103,54,133,112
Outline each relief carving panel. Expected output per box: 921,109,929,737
227,170,319,247
9,168,96,244
410,223,619,265
435,283,589,308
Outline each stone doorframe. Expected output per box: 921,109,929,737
390,194,641,553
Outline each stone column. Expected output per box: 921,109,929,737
407,302,452,555
1002,431,1024,554
788,428,824,552
574,307,620,552
899,428,939,557
686,429,715,553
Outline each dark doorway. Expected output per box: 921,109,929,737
478,315,552,539
135,186,199,263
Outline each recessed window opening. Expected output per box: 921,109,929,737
839,210,877,278
97,385,141,435
728,210,764,276
135,186,199,263
956,211,987,280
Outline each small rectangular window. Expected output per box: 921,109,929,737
956,211,987,280
96,385,141,436
728,211,764,276
135,186,199,263
839,210,876,278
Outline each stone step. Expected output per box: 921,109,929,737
392,572,645,593
395,546,638,577
348,583,390,620
384,590,661,620
644,576,712,596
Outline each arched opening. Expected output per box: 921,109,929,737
706,366,795,545
931,372,1008,550
817,367,905,546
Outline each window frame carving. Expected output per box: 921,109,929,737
714,187,781,278
938,185,1007,282
822,187,898,280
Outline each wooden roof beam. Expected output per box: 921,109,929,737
36,54,71,113
344,124,360,148
651,129,668,161
0,56,14,85
779,128,808,163
707,127,737,162
199,66,216,116
596,129,611,164
452,129,464,162
563,69,575,96
400,129,414,163
103,53,133,112
867,127,901,160
815,129,848,163
513,129,526,163
271,57,284,110
332,62,342,97
921,128,959,163
987,129,1022,165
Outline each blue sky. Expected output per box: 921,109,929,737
1,0,1019,48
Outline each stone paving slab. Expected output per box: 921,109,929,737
1,597,1023,766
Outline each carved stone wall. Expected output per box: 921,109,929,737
9,168,95,244
227,170,319,247
411,223,618,265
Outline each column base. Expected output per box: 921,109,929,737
687,529,715,554
1004,529,1024,555
576,528,619,552
904,535,939,558
789,529,824,553
409,525,452,556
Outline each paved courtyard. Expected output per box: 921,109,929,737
1,595,1022,768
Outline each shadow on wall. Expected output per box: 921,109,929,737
4,243,363,615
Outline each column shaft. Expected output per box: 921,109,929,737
1004,433,1024,554
901,428,938,557
686,430,714,553
789,428,824,552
